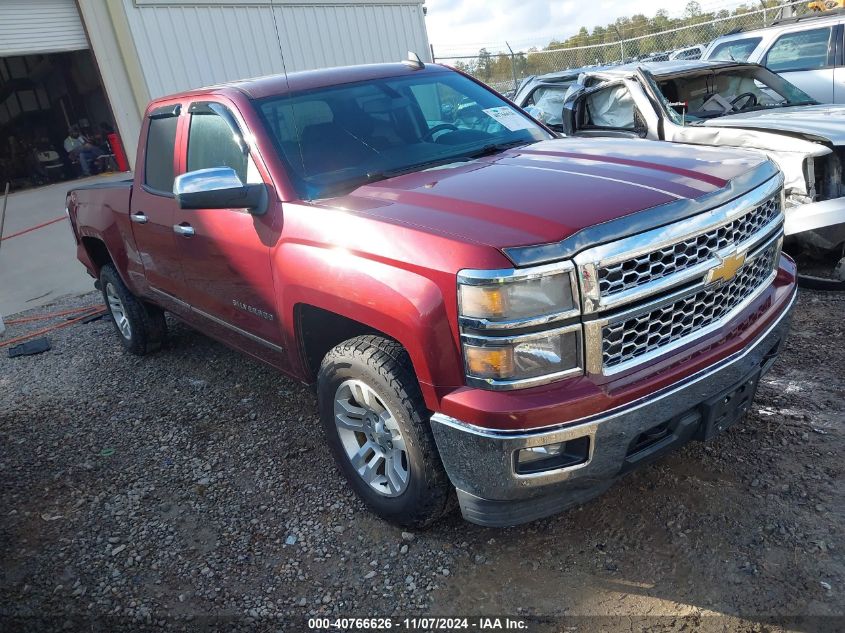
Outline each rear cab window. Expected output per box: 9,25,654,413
144,106,180,194
708,37,762,62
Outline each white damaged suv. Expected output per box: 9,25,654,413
516,60,845,286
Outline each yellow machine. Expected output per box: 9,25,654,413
808,0,845,11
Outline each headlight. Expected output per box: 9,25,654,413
457,261,579,327
457,262,583,389
463,326,582,383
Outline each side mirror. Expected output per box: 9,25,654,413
174,167,268,215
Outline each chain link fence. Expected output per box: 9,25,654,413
433,0,811,95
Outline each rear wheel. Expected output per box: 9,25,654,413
317,335,451,528
99,264,166,355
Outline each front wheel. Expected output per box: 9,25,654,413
317,335,451,528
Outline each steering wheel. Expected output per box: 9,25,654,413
731,92,758,110
422,123,459,141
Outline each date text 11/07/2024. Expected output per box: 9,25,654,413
307,617,529,630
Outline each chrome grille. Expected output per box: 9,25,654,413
601,241,778,369
598,195,780,297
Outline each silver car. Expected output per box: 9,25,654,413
702,12,845,103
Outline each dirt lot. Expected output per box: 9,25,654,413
1,287,843,633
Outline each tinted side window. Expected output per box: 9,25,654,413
187,110,248,182
708,37,762,62
145,115,178,193
675,48,701,60
765,28,832,72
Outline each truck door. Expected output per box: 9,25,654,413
173,100,284,354
130,104,187,312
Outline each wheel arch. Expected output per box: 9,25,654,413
285,286,462,413
80,236,114,274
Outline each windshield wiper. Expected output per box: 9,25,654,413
465,140,531,159
320,155,476,196
375,155,475,179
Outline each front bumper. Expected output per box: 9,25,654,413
785,197,845,250
430,290,797,527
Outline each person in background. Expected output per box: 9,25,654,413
64,125,103,177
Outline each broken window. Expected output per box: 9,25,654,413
524,84,572,127
655,66,815,121
583,85,638,130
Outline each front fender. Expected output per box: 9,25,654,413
275,242,464,409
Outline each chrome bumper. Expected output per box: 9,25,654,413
430,291,796,527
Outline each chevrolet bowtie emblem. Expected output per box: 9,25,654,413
707,251,746,284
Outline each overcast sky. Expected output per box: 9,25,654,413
424,0,714,56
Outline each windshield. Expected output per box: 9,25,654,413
652,65,816,124
256,71,552,199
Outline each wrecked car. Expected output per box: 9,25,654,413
516,61,845,286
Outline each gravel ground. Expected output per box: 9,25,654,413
1,287,843,633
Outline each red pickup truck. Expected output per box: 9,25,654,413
67,61,797,528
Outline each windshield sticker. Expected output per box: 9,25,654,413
482,107,534,131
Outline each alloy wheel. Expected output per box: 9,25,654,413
333,379,410,497
106,283,132,340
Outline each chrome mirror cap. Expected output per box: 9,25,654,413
174,166,243,196
173,167,268,215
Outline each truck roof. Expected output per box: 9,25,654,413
148,62,451,105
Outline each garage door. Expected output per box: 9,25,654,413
0,0,88,57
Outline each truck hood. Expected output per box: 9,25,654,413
327,138,769,251
701,104,845,145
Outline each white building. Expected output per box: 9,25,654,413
0,0,430,181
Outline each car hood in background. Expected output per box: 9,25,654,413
702,105,845,145
329,138,769,250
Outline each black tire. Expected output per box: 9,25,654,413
99,264,166,355
317,335,451,528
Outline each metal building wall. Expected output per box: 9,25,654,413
121,0,431,99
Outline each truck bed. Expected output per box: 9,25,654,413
69,179,133,229
67,179,135,281
70,178,133,192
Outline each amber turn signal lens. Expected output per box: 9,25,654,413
464,345,514,380
459,285,505,319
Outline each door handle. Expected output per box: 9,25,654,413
130,212,149,224
173,223,195,237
